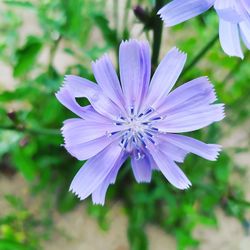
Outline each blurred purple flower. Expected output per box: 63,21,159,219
56,40,224,205
158,0,250,58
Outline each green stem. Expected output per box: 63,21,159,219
123,0,131,34
181,32,219,79
0,125,60,136
229,197,250,207
151,0,164,69
48,35,62,72
113,0,119,33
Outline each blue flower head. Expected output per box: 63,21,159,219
158,0,250,58
56,40,224,205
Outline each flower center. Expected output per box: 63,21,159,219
113,107,162,152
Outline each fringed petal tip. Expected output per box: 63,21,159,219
92,53,109,65
219,104,226,120
202,76,218,102
175,176,192,190
70,184,95,202
62,74,86,87
207,144,222,161
134,177,152,184
69,186,83,200
92,192,106,206
212,103,226,122
157,0,214,27
55,84,67,100
63,74,73,81
59,75,71,89
73,192,86,201
169,47,188,68
119,39,150,48
171,46,187,57
176,169,192,190
92,200,105,206
136,179,152,184
157,7,172,27
181,181,192,190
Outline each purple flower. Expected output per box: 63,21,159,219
56,40,224,205
158,0,250,58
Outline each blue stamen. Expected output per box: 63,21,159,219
150,116,162,121
130,106,134,115
140,139,146,147
145,131,153,137
148,137,156,144
123,139,129,148
144,107,154,116
138,132,144,138
120,137,125,144
150,127,159,131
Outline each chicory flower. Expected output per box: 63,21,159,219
56,40,224,205
158,0,250,58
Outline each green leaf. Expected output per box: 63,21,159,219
57,188,79,213
0,86,39,102
0,240,33,250
13,36,43,77
175,229,199,250
92,14,118,48
4,195,24,210
87,204,109,230
3,0,34,8
214,153,231,183
12,146,37,181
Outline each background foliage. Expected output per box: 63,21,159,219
0,0,250,250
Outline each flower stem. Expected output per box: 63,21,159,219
151,0,164,69
181,32,219,79
123,0,131,34
48,35,62,73
113,0,119,33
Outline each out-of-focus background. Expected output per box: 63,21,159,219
0,1,250,250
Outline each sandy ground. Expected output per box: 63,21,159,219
0,156,249,250
1,1,250,250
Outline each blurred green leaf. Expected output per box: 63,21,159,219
87,204,109,231
214,153,231,183
92,14,118,48
12,146,37,181
13,36,43,77
175,229,199,250
0,240,33,250
4,195,24,210
57,187,79,213
3,0,34,8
